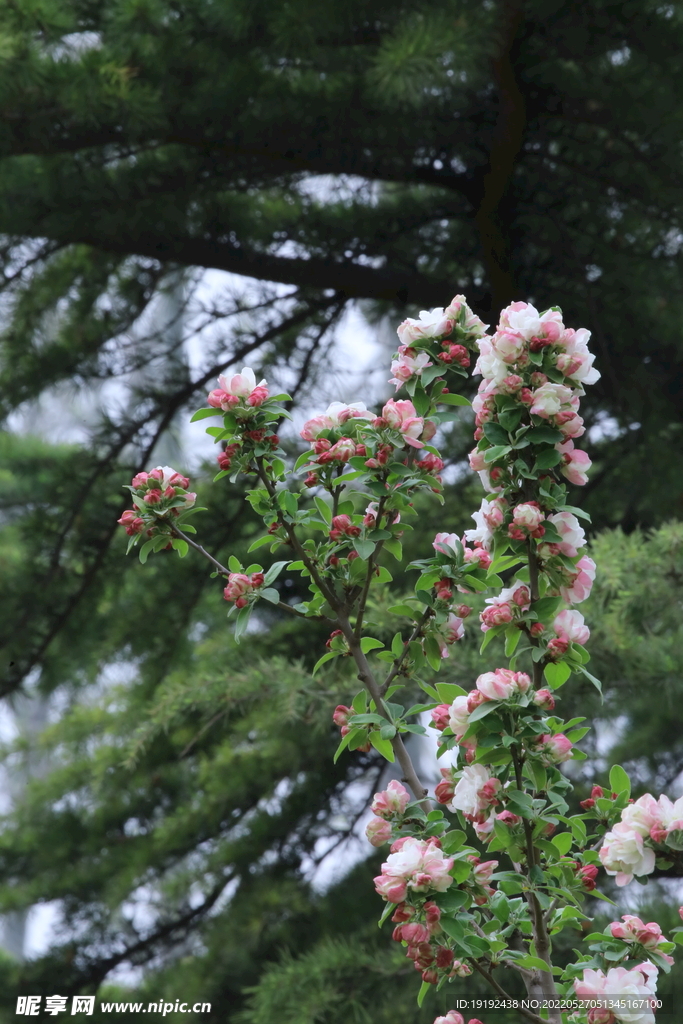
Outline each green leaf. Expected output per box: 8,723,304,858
259,587,280,604
416,981,431,1008
424,636,442,671
234,604,252,643
480,622,507,652
483,421,510,446
264,559,290,585
312,651,338,675
190,407,222,422
384,539,403,560
435,683,467,702
138,540,155,564
438,392,471,406
360,637,384,654
247,534,274,552
484,444,512,464
369,731,395,762
333,727,366,763
551,832,573,856
228,555,242,573
505,627,522,656
509,955,551,972
544,661,571,688
353,538,376,560
467,701,499,723
532,596,563,620
534,447,562,470
609,764,631,801
314,496,332,525
579,666,603,694
526,426,563,444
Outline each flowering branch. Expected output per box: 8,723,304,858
117,299,680,1024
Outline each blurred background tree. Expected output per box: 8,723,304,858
0,0,682,1020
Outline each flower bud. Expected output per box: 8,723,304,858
365,817,392,847
533,688,556,710
430,704,451,732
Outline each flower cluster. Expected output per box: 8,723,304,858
374,836,454,903
117,466,197,552
222,571,265,608
574,962,658,1024
599,792,683,885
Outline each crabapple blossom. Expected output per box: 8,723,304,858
117,510,145,535
223,572,264,608
433,532,461,558
533,733,573,765
371,780,411,819
389,347,433,389
464,498,505,549
433,613,465,657
329,515,361,541
366,817,392,847
599,823,656,885
300,401,372,440
433,1013,464,1024
533,688,556,710
444,294,488,336
511,502,545,532
610,916,674,964
397,308,453,345
557,327,601,385
373,838,455,903
529,381,575,419
553,609,590,645
652,793,683,845
619,794,660,837
557,439,592,486
574,964,658,1024
449,765,501,818
381,398,425,447
546,510,586,557
207,367,269,410
577,863,599,890
475,668,530,701
448,696,471,739
430,704,451,731
560,555,596,604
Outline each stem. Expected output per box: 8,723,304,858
467,958,549,1024
338,612,430,811
169,524,230,575
527,537,545,690
511,747,562,1022
380,608,431,696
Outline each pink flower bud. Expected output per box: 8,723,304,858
534,733,573,765
332,705,351,728
366,817,392,847
371,780,411,819
449,961,472,978
497,809,521,826
391,903,413,923
434,1013,465,1024
435,779,456,804
131,472,150,489
533,688,555,710
144,488,162,504
401,923,431,946
466,689,486,713
329,514,361,540
424,901,441,932
578,864,599,890
434,946,453,968
546,636,569,660
247,384,269,406
529,622,545,637
117,510,145,535
430,704,451,732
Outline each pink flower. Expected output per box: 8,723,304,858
599,823,656,886
366,817,392,847
464,498,504,549
620,794,660,837
130,471,150,489
533,688,556,710
468,449,488,473
547,510,586,556
434,613,465,657
533,733,573,765
574,964,658,1024
332,706,351,728
397,308,453,345
382,398,425,448
223,572,261,607
373,838,455,903
372,780,411,819
558,439,592,486
512,502,545,532
389,347,433,389
476,668,530,701
557,327,600,385
433,1013,464,1024
553,609,590,645
117,510,145,535
610,915,673,964
430,704,451,732
329,514,361,541
449,765,501,818
319,437,356,463
560,555,596,604
300,401,372,440
208,366,269,410
653,793,683,845
448,696,471,739
492,330,527,364
577,863,599,891
530,381,574,418
433,532,461,558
